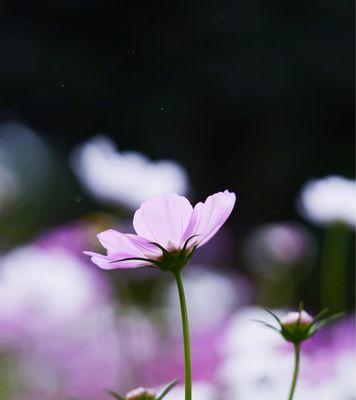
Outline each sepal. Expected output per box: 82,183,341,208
106,389,125,400
156,378,181,400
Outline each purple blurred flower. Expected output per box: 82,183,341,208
85,191,236,271
36,221,96,257
300,316,356,384
148,267,248,385
0,245,124,399
192,227,235,266
12,307,123,400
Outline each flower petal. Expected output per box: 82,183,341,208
84,229,160,269
83,251,146,269
183,190,236,248
133,193,193,249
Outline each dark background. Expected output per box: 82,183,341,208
0,0,354,306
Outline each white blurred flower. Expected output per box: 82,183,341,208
217,307,356,400
165,382,218,400
0,121,51,193
0,246,103,331
117,307,162,387
222,308,281,349
71,135,189,209
218,308,290,400
295,349,356,400
332,351,356,399
298,176,356,227
166,267,245,335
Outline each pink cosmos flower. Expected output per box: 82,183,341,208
85,191,236,271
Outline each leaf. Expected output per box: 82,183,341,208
252,319,281,333
311,308,329,324
263,308,282,326
309,312,345,334
105,389,126,400
156,378,181,400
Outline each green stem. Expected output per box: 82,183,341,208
288,342,301,400
173,271,192,400
320,223,350,311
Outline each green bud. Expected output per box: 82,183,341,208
280,310,313,343
256,302,344,344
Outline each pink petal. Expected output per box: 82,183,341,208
126,233,162,257
133,193,193,249
183,190,236,248
97,229,158,256
84,229,160,269
83,251,147,269
97,229,131,254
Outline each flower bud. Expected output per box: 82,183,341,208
281,310,313,331
126,387,156,400
258,304,344,345
280,309,314,343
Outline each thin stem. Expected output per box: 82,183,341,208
288,342,301,400
320,223,350,311
173,271,192,400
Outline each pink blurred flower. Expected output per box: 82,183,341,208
300,316,356,385
85,191,236,270
36,222,94,257
244,222,315,278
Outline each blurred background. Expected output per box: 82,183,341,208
0,1,354,399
